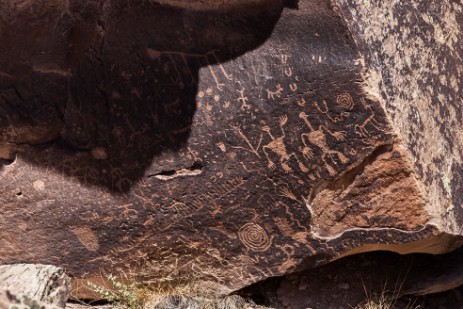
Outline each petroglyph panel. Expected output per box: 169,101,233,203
0,0,455,296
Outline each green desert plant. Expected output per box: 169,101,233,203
86,269,202,309
87,274,148,309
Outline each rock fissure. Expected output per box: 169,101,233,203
307,142,394,205
148,162,204,180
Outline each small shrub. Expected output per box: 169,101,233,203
87,274,148,309
355,281,419,309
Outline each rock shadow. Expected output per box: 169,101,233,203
6,0,291,192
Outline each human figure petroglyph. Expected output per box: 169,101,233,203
237,88,251,111
299,111,349,176
262,115,308,173
354,98,384,138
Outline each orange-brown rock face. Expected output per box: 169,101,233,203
309,144,430,238
0,0,461,295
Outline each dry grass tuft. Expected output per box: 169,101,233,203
355,280,419,309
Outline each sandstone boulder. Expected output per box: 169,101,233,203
0,0,462,297
0,264,71,307
0,289,60,309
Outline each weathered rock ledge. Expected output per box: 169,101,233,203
0,0,462,297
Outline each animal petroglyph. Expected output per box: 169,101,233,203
267,84,284,100
262,115,309,173
355,98,384,138
238,222,272,252
299,111,349,176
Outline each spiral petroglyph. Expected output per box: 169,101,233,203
238,222,272,252
336,93,354,110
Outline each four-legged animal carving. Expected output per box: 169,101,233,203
262,115,305,173
355,98,384,138
299,111,349,176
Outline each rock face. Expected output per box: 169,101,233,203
334,0,463,238
0,264,71,307
0,0,462,296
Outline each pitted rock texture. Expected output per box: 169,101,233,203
333,0,463,232
0,0,461,296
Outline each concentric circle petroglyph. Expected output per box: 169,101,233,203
238,222,272,251
336,93,354,110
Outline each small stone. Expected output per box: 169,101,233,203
0,264,71,307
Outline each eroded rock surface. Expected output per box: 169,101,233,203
334,0,463,232
0,0,462,296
